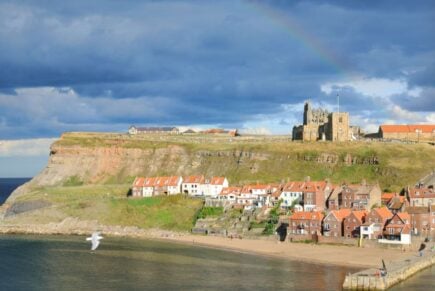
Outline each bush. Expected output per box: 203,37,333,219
63,176,84,186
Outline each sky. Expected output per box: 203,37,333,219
0,0,434,177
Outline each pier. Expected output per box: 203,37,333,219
343,247,435,290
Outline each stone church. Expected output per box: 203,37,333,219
292,101,351,141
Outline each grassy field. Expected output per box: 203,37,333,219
11,185,203,231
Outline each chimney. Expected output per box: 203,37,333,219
305,176,311,182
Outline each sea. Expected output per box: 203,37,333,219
0,178,433,290
0,177,31,204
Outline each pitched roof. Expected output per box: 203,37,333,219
219,187,242,196
397,212,410,222
347,210,368,223
136,176,181,187
330,209,352,221
380,124,435,133
374,206,393,220
381,192,395,201
210,177,227,185
289,211,324,221
183,175,205,184
408,187,435,199
133,177,146,187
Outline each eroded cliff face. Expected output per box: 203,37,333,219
29,143,270,188
8,132,434,203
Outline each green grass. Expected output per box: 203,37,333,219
11,184,203,231
63,176,84,186
196,207,223,219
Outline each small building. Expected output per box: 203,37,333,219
360,207,393,239
131,176,183,197
280,181,304,209
343,210,368,238
387,195,408,214
205,177,229,198
406,206,431,236
323,209,352,237
406,186,435,207
128,126,180,135
288,211,324,235
301,180,331,212
218,187,242,204
382,212,411,244
182,175,206,196
378,124,435,141
327,181,381,211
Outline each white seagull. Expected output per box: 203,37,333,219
86,232,104,251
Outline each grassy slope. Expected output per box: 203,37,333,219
10,185,203,231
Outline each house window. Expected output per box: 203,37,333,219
389,228,394,234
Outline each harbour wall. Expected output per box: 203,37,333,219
343,248,434,290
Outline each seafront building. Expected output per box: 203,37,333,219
131,173,434,245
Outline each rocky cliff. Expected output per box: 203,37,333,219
9,132,435,201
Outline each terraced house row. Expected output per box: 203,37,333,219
287,186,435,245
132,175,228,197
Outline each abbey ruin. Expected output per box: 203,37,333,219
292,101,352,142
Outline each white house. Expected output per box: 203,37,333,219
182,175,206,196
280,181,304,209
131,176,182,197
205,177,229,197
219,187,242,203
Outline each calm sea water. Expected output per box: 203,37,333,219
0,235,356,291
0,177,31,204
0,178,433,290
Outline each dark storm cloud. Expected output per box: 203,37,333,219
0,0,434,138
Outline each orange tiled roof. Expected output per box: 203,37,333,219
380,124,435,133
331,209,352,221
137,176,181,187
210,177,226,185
349,210,368,223
219,187,242,196
133,177,146,187
290,211,324,221
382,193,395,201
397,212,410,222
374,206,393,220
183,175,205,184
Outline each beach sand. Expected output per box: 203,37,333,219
160,234,411,269
0,219,412,269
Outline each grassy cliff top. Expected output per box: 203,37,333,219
51,132,435,192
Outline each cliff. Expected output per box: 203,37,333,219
12,132,435,195
2,132,434,231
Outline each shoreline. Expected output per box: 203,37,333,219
0,220,415,270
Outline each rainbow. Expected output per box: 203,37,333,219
243,0,359,78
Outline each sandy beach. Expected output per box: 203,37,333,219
160,234,412,269
0,219,414,269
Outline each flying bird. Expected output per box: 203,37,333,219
86,232,104,251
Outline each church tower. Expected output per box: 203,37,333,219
303,101,311,125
